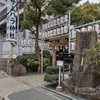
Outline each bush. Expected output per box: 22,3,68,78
16,54,38,72
44,66,59,83
43,50,51,58
16,54,37,64
45,66,59,75
27,58,39,72
43,58,50,68
44,74,59,83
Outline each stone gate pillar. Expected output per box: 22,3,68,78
52,46,56,66
0,30,3,58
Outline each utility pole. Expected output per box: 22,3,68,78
68,10,71,76
16,0,20,56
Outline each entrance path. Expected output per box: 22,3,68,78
0,72,63,100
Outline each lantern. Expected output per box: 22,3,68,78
47,31,50,37
76,29,80,32
70,29,76,39
45,23,47,29
57,28,61,35
51,30,54,36
64,25,68,33
24,39,27,45
53,19,57,26
60,16,64,23
60,27,64,34
51,20,55,27
53,29,56,36
57,18,60,25
93,24,100,34
65,15,68,22
81,27,87,32
43,24,45,30
70,42,75,51
87,26,93,32
47,22,51,29
44,32,47,38
27,39,31,45
43,32,45,38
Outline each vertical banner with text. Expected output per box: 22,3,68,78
6,0,16,42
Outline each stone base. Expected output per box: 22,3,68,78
62,80,100,100
56,85,63,92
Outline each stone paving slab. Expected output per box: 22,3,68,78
14,74,49,88
0,77,30,98
0,71,8,79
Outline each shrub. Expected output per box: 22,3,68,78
16,54,38,72
43,50,51,58
27,59,39,67
45,66,59,75
27,58,39,72
44,74,59,83
44,66,59,83
43,58,50,68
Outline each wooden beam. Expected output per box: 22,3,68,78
50,43,68,47
49,35,68,41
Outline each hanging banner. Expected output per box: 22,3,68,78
6,0,16,42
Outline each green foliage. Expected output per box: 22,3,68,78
44,74,59,83
45,66,59,75
71,1,100,26
16,54,37,63
43,58,50,68
16,55,27,64
27,58,39,67
85,43,100,66
46,0,80,16
16,54,38,72
44,66,59,83
27,58,39,71
43,50,51,58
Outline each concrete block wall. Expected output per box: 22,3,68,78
0,58,7,71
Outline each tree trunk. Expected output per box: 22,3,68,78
69,31,97,87
35,25,41,73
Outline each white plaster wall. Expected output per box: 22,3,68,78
2,42,17,58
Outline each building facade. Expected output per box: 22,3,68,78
0,0,50,58
0,0,24,58
0,0,7,9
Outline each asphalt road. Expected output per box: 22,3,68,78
8,88,60,100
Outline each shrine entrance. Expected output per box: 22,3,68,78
49,35,74,75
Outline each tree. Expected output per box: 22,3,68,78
71,1,100,26
46,0,81,16
21,0,80,73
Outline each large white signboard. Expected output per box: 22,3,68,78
6,0,16,42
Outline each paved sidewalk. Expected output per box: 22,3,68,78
0,71,70,100
14,73,49,88
0,71,30,100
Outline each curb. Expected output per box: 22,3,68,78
41,86,77,100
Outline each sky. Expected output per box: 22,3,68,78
80,0,100,4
